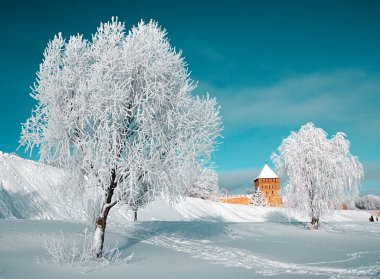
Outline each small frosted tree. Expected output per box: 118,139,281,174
271,122,363,229
355,195,380,210
251,188,268,206
128,181,154,222
186,165,219,200
20,18,222,257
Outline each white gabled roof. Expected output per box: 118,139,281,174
256,163,279,180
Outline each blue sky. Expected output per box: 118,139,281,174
1,0,379,195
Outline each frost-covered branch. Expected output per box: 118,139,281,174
186,164,219,200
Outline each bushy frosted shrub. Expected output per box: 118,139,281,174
41,228,132,268
355,195,380,210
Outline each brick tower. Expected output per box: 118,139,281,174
254,163,282,206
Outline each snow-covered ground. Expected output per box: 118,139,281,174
1,219,379,279
0,152,379,279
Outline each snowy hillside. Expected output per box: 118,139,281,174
0,152,373,225
134,197,372,223
0,152,71,219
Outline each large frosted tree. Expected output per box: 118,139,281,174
271,122,363,229
20,18,222,257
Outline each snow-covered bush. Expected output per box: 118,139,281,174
128,181,155,221
250,188,268,206
355,195,380,210
272,122,363,229
20,18,222,257
186,165,219,199
42,228,129,267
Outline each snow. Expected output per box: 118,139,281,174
0,153,78,220
92,226,104,257
137,197,370,223
255,163,279,179
1,219,379,279
1,153,379,278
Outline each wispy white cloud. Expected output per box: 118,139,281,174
210,69,380,137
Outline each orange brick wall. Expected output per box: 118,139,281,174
254,178,283,206
220,196,251,205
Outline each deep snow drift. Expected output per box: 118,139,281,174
0,152,379,279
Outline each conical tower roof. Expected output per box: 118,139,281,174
255,163,279,180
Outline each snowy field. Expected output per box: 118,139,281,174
1,153,380,279
1,218,380,279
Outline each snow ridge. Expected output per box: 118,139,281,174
0,152,82,220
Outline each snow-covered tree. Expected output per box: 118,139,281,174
128,181,154,221
250,188,268,206
20,18,222,257
355,195,380,210
186,165,219,200
271,122,363,229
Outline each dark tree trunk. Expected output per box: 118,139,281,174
93,169,118,258
311,217,319,229
134,210,138,221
